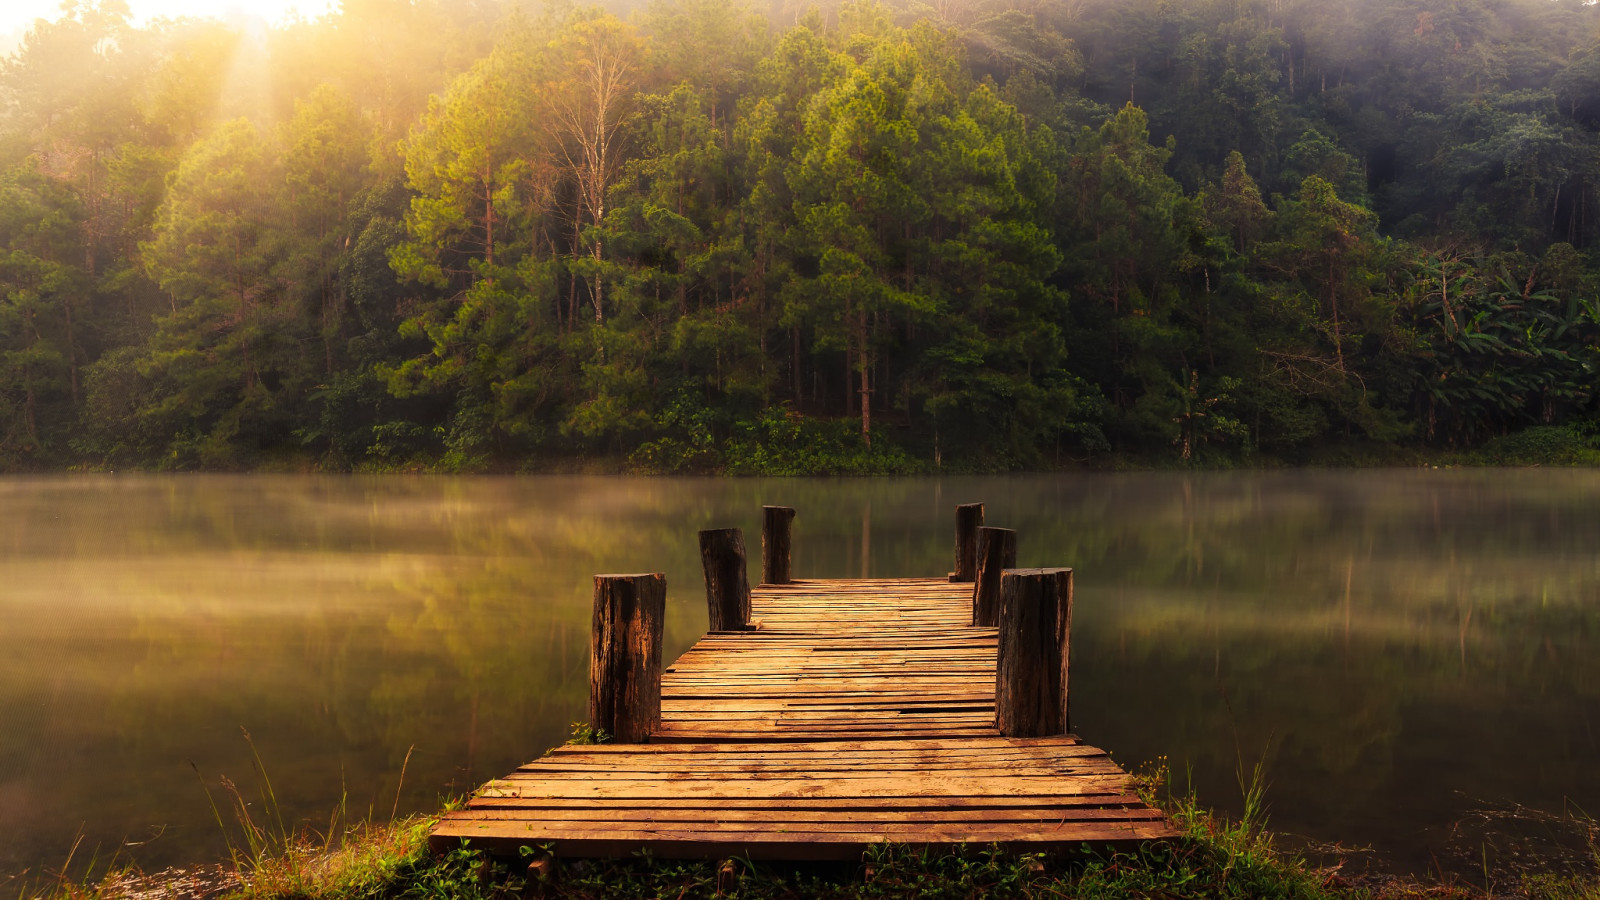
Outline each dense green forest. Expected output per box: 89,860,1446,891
2,0,1599,472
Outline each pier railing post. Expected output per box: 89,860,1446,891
950,502,985,582
761,505,796,584
589,573,665,743
995,567,1073,737
698,527,751,631
971,526,1017,627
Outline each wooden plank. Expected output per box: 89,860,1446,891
522,748,1115,765
479,776,1133,800
547,736,1084,753
640,720,992,736
435,818,1180,842
428,824,1181,860
441,820,1176,840
474,795,1153,808
463,793,1151,810
429,574,1174,861
445,808,1168,825
513,760,1127,777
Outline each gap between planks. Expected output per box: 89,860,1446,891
429,576,1179,859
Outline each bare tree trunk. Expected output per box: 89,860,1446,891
24,375,38,446
860,360,871,450
546,20,639,332
1329,259,1344,373
858,310,871,449
844,343,854,416
593,238,604,322
484,178,495,270
63,296,78,404
792,326,801,403
570,215,583,330
323,280,335,375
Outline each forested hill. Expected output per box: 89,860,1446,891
3,0,1599,473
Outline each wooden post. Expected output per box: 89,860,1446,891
589,573,665,743
970,526,1017,627
994,567,1073,737
698,527,751,631
761,505,796,584
522,853,556,900
950,502,985,582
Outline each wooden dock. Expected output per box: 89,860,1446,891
429,506,1177,860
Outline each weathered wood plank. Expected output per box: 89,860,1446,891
427,824,1179,860
461,793,1150,810
445,808,1167,825
478,775,1133,800
430,573,1173,861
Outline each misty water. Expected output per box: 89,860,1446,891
2,472,1598,883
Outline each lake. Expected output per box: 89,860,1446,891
1,472,1597,883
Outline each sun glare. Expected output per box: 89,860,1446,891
3,0,338,45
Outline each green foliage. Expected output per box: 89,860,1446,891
1384,250,1600,446
1468,427,1600,467
722,406,921,475
6,0,1600,472
151,765,1581,900
564,721,612,745
264,830,1349,900
0,169,83,466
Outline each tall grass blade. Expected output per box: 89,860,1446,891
189,761,241,869
391,745,415,823
241,727,289,850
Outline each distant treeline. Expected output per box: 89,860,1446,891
2,0,1598,472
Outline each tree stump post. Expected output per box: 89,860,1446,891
522,853,557,900
970,526,1018,626
589,573,665,743
994,567,1073,737
761,506,796,584
699,527,751,631
949,502,985,582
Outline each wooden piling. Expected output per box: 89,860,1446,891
950,503,985,582
589,573,665,743
699,528,751,631
970,526,1017,627
761,506,796,584
435,572,1184,858
994,567,1073,737
522,854,556,900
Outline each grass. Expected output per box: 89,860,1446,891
16,751,1598,900
10,723,1596,900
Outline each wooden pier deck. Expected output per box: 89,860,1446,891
429,576,1178,860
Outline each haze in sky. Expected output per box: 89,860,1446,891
0,0,337,53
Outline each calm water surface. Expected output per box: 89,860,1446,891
1,472,1597,882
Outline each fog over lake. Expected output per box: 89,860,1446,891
2,472,1596,881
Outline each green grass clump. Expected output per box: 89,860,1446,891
1461,426,1600,466
231,815,436,900
338,799,1347,900
17,756,1600,900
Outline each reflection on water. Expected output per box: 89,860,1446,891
1,472,1597,879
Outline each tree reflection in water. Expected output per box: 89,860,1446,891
0,472,1595,880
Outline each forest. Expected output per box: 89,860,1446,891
2,0,1599,472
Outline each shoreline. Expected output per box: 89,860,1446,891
29,770,1600,900
21,422,1600,476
